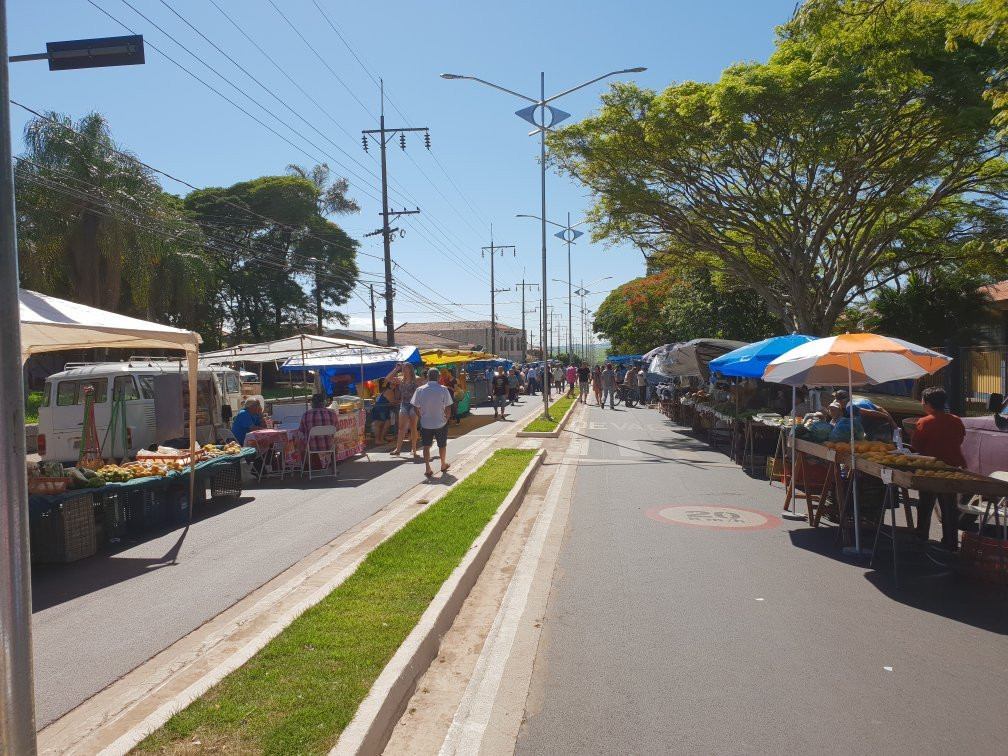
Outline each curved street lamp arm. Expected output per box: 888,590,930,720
441,74,538,104
543,68,646,105
516,213,575,230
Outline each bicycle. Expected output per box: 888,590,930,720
612,384,637,408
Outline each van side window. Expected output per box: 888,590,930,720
225,373,241,394
138,376,155,399
41,382,51,407
56,381,76,406
56,379,108,405
113,375,140,401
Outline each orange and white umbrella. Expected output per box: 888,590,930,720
762,333,949,387
763,333,950,555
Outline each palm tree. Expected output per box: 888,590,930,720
15,111,207,316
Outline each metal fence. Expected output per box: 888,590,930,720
916,345,1007,416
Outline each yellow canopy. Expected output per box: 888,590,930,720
420,348,498,366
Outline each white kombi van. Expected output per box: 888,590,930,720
37,360,244,462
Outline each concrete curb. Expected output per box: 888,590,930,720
515,397,579,438
331,448,546,756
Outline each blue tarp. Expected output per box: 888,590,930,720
607,354,644,365
708,335,815,379
282,346,421,394
465,358,513,373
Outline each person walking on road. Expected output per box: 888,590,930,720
637,365,648,406
389,362,421,457
591,364,603,406
565,363,577,398
577,363,591,404
412,368,454,478
601,363,617,409
491,366,509,419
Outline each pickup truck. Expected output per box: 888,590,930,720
961,393,1008,477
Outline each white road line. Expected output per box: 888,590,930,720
438,434,584,756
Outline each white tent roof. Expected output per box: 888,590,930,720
19,289,201,363
200,334,378,364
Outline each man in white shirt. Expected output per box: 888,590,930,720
411,368,454,477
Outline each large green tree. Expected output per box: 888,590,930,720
549,0,1008,335
15,111,209,317
184,175,359,342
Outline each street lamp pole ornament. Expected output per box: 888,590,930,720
441,66,645,419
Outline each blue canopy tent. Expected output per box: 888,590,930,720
709,334,816,521
465,358,513,373
708,335,816,379
282,345,420,394
607,354,644,366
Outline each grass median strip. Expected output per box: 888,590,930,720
523,395,576,433
134,448,537,755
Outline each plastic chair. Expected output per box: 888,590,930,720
301,425,338,480
217,427,238,444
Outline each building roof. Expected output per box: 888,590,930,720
340,329,472,351
396,320,520,333
980,280,1008,307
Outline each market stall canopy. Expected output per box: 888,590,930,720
762,334,950,387
19,289,201,364
420,348,497,366
650,339,747,381
200,334,376,365
708,335,816,379
465,358,514,372
283,345,420,392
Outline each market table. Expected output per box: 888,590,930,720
245,410,367,472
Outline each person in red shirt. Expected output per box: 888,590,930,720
912,387,966,551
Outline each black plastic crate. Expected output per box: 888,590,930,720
209,460,242,500
128,489,168,533
96,489,133,541
30,494,97,563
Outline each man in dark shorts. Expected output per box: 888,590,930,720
577,363,591,404
411,368,454,477
491,366,509,419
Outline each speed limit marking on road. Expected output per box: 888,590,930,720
646,505,780,531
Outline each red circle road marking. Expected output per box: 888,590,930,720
646,505,781,531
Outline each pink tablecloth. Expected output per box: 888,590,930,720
245,411,366,466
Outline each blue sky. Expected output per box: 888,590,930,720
8,0,797,345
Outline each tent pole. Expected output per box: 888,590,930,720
845,354,861,556
187,350,198,524
0,2,39,745
301,335,308,408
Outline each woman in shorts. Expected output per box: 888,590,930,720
370,378,398,445
389,363,421,456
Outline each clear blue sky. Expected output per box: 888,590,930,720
7,0,797,346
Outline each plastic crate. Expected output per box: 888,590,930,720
96,489,132,541
128,489,168,533
210,459,242,500
960,531,1008,585
30,494,96,563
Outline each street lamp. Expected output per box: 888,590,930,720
517,212,586,364
554,275,611,362
442,67,645,418
1,18,145,752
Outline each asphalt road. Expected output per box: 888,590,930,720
516,404,1008,755
30,398,536,728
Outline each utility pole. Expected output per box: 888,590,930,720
515,279,539,362
369,284,377,343
362,79,429,347
482,228,514,357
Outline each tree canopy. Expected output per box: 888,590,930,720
550,0,1008,335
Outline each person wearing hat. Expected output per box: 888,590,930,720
832,389,896,439
411,367,454,477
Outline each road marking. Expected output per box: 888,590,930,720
646,505,781,531
438,425,583,755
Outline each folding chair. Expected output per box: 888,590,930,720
216,427,238,444
301,425,338,480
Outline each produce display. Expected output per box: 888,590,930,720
203,441,243,458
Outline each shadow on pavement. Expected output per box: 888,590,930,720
32,524,191,612
788,526,1008,635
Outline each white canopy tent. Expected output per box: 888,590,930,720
199,334,376,365
19,289,201,365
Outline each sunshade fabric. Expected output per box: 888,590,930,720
283,345,421,392
420,349,497,366
19,289,201,364
708,335,816,379
607,354,644,365
200,334,377,364
762,333,950,387
650,339,748,381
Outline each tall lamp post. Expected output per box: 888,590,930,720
516,212,585,364
441,67,645,418
554,275,611,363
1,21,145,753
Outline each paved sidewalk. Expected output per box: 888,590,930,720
513,404,1007,755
